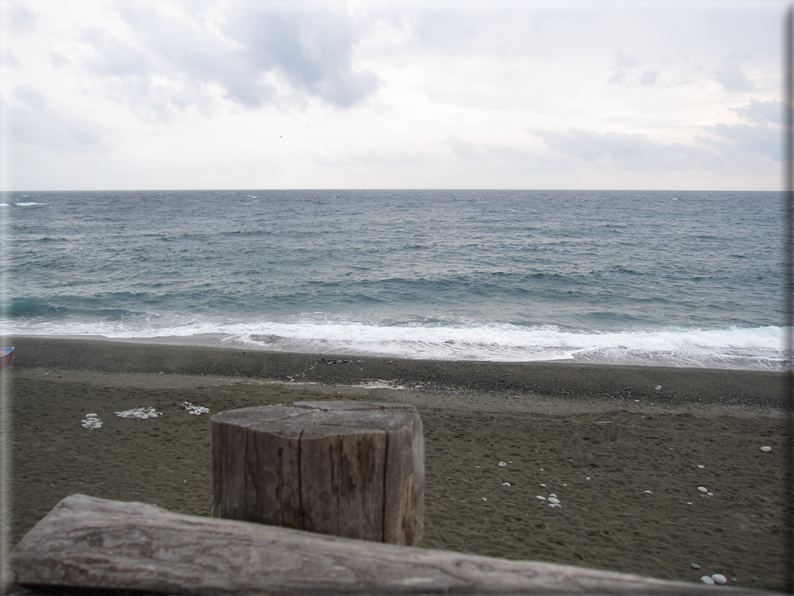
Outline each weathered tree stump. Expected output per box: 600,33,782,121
211,401,424,545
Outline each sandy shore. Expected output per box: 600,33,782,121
4,337,791,591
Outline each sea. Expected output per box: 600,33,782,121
0,189,785,370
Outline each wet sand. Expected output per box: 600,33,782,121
4,337,791,591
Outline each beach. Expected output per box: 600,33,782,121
6,337,791,591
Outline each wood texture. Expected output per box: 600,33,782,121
211,401,423,544
8,494,770,596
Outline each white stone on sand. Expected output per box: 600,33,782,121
179,401,210,415
116,407,162,419
711,574,727,584
81,414,103,430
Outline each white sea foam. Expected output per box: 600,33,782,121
4,317,785,370
14,202,46,206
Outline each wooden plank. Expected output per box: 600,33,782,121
8,494,769,595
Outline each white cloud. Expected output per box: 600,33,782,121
446,135,568,172
5,86,106,150
608,51,637,85
528,128,723,171
0,0,788,191
731,98,783,124
72,0,379,118
714,59,755,92
6,3,37,34
704,123,780,160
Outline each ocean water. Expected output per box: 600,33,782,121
0,189,785,370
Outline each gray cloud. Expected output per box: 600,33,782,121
608,53,662,88
608,51,636,85
6,86,105,150
8,3,37,33
446,136,572,172
638,69,659,86
529,128,723,170
222,3,379,109
730,99,782,125
714,60,754,92
77,1,378,117
699,99,783,161
0,48,20,68
703,123,779,161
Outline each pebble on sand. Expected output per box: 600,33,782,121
691,563,701,570
711,574,727,585
700,576,714,585
81,413,102,430
116,407,162,419
760,446,772,452
697,486,708,493
179,401,210,415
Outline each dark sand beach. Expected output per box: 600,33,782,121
5,337,791,591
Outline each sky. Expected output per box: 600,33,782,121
0,0,790,191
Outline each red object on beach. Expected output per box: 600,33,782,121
0,347,14,369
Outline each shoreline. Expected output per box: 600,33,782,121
4,336,791,590
5,336,789,410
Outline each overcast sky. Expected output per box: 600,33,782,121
0,0,789,191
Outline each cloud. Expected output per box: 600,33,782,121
7,3,37,34
76,1,378,117
0,48,20,68
608,51,636,85
222,2,379,109
607,52,662,88
730,98,782,125
638,69,659,86
5,86,106,150
529,128,723,170
445,136,571,172
713,59,754,92
699,99,783,161
703,123,779,161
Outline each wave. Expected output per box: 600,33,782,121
1,316,784,370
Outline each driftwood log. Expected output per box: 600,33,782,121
211,401,424,545
7,494,772,595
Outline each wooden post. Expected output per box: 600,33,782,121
211,401,424,546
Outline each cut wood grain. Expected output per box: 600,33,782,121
9,494,771,595
211,401,424,545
